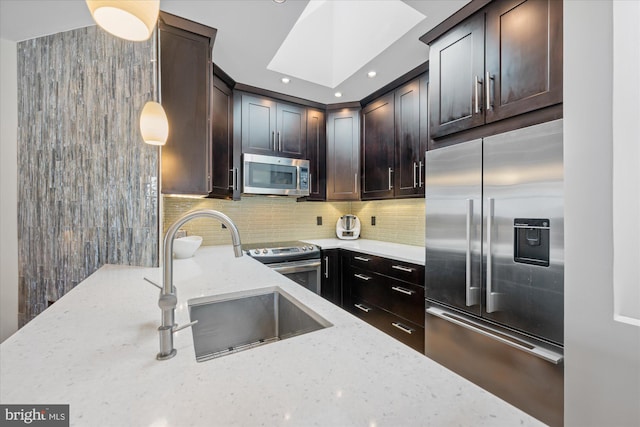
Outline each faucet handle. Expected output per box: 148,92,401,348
173,320,198,333
144,276,162,290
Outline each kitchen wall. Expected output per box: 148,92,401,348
16,27,159,326
0,38,18,343
564,2,640,426
163,196,425,247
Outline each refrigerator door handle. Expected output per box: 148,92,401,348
486,198,503,313
426,306,563,364
466,199,480,306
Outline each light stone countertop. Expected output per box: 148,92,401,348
302,238,425,265
0,245,544,427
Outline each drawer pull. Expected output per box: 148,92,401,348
392,265,414,273
354,273,371,281
354,303,371,313
354,256,371,262
391,286,415,296
392,322,414,335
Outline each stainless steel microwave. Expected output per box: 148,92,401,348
243,153,310,197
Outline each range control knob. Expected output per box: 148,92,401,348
253,249,260,255
302,246,307,251
307,246,314,251
262,249,268,254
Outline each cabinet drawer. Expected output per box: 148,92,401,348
350,266,424,325
349,252,386,271
380,260,424,285
349,252,424,286
350,298,424,353
386,278,424,325
350,266,386,308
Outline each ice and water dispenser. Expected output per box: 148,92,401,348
513,219,550,267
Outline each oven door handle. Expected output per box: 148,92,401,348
269,260,321,275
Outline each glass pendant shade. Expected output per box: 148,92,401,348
86,0,160,41
140,101,169,146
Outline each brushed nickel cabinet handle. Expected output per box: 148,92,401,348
354,273,371,281
355,303,371,313
391,286,415,296
474,75,483,114
486,71,494,112
392,322,414,334
324,256,329,279
388,167,393,190
391,265,414,273
354,256,370,262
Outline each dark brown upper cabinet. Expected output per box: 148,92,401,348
158,12,216,195
326,108,360,201
428,0,562,140
239,93,307,159
306,108,326,201
394,77,426,198
361,92,395,200
360,75,427,201
209,73,240,200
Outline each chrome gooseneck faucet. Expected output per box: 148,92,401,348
157,209,243,360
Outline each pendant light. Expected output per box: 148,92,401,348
86,0,160,41
140,101,169,146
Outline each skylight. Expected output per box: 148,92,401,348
267,0,426,89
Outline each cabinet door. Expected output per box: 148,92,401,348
321,249,341,305
159,22,212,195
277,102,307,158
394,79,421,197
306,108,326,201
326,108,360,201
418,74,429,191
429,14,485,139
209,74,235,199
241,94,277,155
485,0,562,123
361,92,395,200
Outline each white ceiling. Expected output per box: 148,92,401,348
0,0,469,104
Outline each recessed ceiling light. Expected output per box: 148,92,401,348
273,0,286,3
367,71,377,78
281,77,291,84
334,92,342,98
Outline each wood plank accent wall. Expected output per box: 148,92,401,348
17,26,159,326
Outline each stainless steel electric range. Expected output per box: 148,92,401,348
243,241,321,295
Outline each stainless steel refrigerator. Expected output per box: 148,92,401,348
424,119,564,427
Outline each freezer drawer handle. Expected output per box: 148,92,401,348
354,256,370,262
426,306,563,364
391,286,415,296
354,273,371,281
391,322,414,335
354,303,371,313
391,265,414,273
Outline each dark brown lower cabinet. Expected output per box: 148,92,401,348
320,249,341,306
343,251,425,352
349,297,424,352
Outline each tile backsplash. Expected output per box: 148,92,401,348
163,196,425,247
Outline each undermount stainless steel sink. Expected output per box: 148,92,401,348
188,287,332,362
